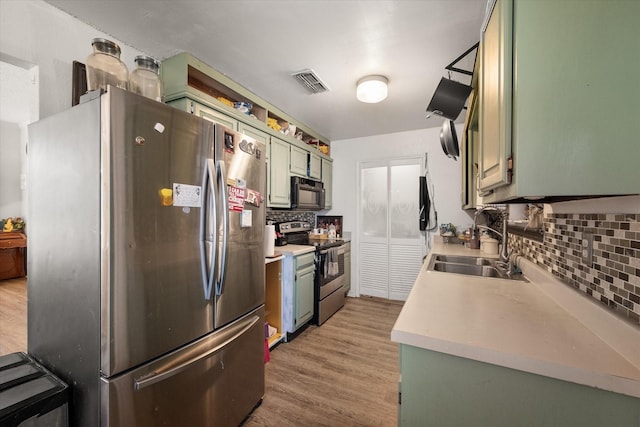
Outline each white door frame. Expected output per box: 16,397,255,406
354,156,425,299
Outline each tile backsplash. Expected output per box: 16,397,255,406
509,212,640,326
266,210,316,225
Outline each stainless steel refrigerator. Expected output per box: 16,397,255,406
27,86,266,426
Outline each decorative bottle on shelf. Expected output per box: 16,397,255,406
129,55,162,101
85,38,129,92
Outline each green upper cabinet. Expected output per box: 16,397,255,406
478,0,512,193
238,122,269,197
309,152,322,180
167,98,238,130
161,53,332,165
478,0,640,203
238,122,269,146
461,47,481,210
194,102,238,131
162,53,337,212
321,158,333,209
268,137,291,208
290,145,309,177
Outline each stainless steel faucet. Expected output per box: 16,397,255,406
473,206,513,273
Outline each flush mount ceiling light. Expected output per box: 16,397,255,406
356,75,388,103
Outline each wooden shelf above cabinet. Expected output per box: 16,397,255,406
187,66,268,123
162,52,331,157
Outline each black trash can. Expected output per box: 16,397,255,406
0,352,69,427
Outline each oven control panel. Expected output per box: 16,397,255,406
275,221,312,234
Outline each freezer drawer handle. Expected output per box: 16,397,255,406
215,159,229,296
199,158,217,300
133,314,260,391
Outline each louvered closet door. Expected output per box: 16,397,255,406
359,159,424,301
360,163,389,298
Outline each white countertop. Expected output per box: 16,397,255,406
274,244,315,256
265,255,284,264
391,241,640,398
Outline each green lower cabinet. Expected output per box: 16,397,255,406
295,263,314,328
294,252,315,328
343,242,351,295
399,344,640,427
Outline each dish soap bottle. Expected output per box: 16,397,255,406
85,38,129,92
129,55,162,101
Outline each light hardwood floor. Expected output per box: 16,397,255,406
0,277,28,355
0,278,403,426
244,297,404,426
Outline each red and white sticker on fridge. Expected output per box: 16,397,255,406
172,183,202,207
228,185,246,212
245,189,262,207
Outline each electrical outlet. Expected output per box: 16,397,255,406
581,233,593,267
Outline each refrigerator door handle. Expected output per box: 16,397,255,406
200,158,217,300
215,159,229,296
133,314,260,390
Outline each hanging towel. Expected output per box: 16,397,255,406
327,247,339,277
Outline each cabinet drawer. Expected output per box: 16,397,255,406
296,264,315,277
296,252,315,270
0,233,27,248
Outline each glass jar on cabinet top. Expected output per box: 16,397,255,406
129,55,162,101
85,38,129,92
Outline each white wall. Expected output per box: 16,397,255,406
0,59,37,220
0,0,143,121
0,0,144,225
329,125,473,235
328,125,473,296
0,122,23,219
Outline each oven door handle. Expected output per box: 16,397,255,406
320,246,345,255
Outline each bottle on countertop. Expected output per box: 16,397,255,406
328,224,337,239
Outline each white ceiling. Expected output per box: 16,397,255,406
44,0,486,141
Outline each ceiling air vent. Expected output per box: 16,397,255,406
291,69,330,94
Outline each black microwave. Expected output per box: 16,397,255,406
291,176,325,210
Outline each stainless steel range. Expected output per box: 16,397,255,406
275,221,345,325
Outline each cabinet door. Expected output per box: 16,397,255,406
343,242,351,295
321,158,333,209
290,145,308,177
194,102,239,130
309,152,322,180
295,264,315,328
238,122,268,146
268,137,291,208
166,98,238,130
239,123,270,202
478,0,512,192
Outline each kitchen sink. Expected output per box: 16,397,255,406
430,262,503,278
427,254,527,281
433,255,493,266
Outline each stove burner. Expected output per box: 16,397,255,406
308,239,343,250
274,220,343,250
